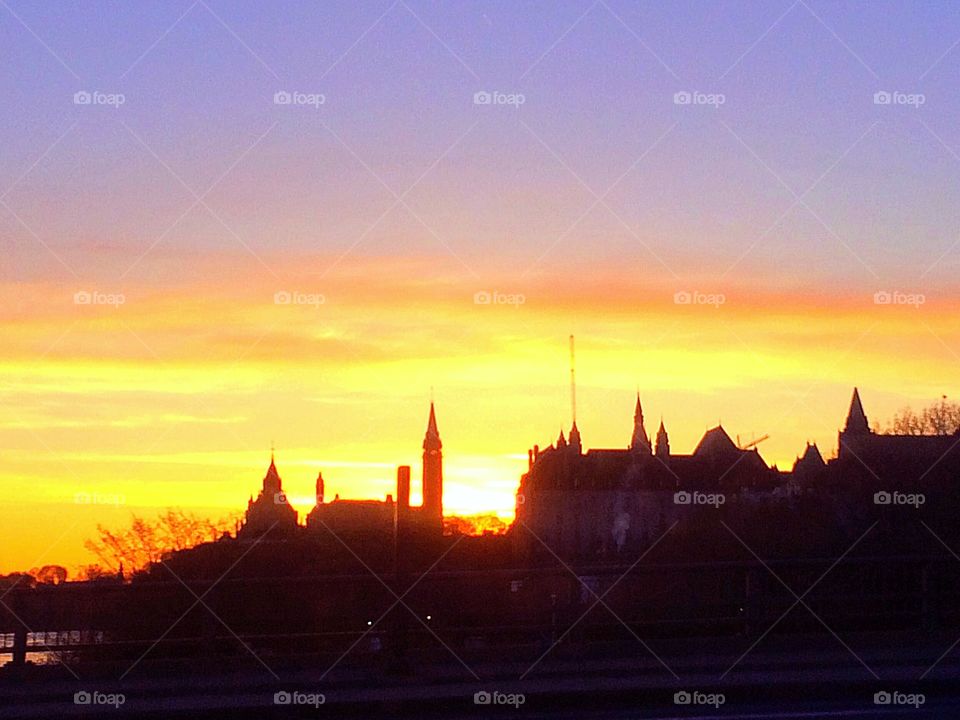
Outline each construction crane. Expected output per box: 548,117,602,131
737,433,770,451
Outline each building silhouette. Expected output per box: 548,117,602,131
837,387,960,480
235,388,960,556
240,403,444,538
421,401,443,532
237,452,298,538
515,387,960,560
515,394,779,558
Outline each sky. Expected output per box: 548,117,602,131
2,0,960,573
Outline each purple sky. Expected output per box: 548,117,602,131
2,1,960,291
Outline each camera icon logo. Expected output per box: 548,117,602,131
873,90,892,105
673,491,691,505
274,91,292,105
73,91,92,105
74,290,92,305
473,91,492,105
274,290,292,305
874,691,891,705
673,290,692,305
274,691,292,705
874,491,892,505
873,290,892,305
673,91,692,105
74,691,92,705
674,690,692,704
474,290,492,305
474,690,492,705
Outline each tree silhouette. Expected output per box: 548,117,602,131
886,396,960,435
32,565,67,585
84,509,238,577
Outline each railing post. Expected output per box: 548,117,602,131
920,561,934,631
201,583,218,658
11,590,28,667
743,567,761,635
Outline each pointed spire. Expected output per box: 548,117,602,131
263,451,281,492
630,393,651,452
655,417,670,458
423,401,442,450
794,441,826,473
556,428,567,447
843,387,869,434
569,421,581,452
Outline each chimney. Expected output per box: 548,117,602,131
396,465,411,511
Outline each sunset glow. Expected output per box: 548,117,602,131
2,260,959,572
3,1,960,576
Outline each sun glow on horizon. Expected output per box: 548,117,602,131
2,262,959,572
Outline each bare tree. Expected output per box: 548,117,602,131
85,509,238,577
77,565,114,581
887,396,960,436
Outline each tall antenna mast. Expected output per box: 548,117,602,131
569,335,576,425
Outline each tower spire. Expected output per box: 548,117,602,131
630,392,651,452
424,401,441,450
422,401,443,531
655,417,670,459
843,387,869,434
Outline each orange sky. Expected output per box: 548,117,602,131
1,255,959,574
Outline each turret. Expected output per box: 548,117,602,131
315,471,324,505
569,421,582,454
655,418,670,459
